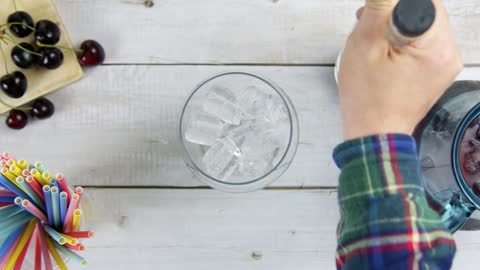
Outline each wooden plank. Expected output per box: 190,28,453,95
53,0,480,65
66,188,478,270
1,66,479,187
0,65,343,187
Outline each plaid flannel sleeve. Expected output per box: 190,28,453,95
333,134,456,270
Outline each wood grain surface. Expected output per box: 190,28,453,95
54,0,480,65
2,0,480,269
77,189,480,270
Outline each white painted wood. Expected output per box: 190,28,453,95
63,189,477,270
53,0,480,65
2,66,479,187
0,65,343,187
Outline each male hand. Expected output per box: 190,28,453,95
338,0,463,140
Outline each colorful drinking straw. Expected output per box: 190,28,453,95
43,185,55,225
45,237,68,270
51,187,61,229
34,232,42,270
59,191,68,226
0,153,94,269
72,209,82,232
63,193,80,233
36,223,53,270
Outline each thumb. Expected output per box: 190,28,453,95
365,0,399,13
355,0,399,39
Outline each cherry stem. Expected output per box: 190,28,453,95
2,35,42,57
0,44,9,74
13,0,17,11
36,42,82,53
0,22,36,32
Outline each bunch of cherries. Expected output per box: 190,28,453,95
1,10,105,129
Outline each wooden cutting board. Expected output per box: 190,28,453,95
0,0,83,114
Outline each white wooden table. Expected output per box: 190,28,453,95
2,0,480,269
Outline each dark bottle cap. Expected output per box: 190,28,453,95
392,0,436,38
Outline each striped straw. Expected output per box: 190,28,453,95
21,199,48,223
45,237,68,270
16,177,45,211
36,223,53,270
56,173,72,203
43,225,66,245
4,219,37,269
63,193,80,232
51,239,88,266
59,191,68,227
51,187,61,229
25,175,45,200
43,185,54,225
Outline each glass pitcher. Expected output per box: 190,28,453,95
414,81,480,232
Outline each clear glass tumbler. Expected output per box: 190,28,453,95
179,72,299,192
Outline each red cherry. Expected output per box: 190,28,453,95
6,110,28,130
78,40,105,66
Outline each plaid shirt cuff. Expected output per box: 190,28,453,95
332,134,456,270
333,134,424,199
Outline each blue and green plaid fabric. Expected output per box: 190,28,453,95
333,134,456,270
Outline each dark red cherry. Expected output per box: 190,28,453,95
78,40,105,66
6,110,28,130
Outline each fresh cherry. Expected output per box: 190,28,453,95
35,20,61,45
11,43,38,69
78,40,105,66
31,98,55,119
37,47,64,69
7,11,34,38
6,110,28,130
0,71,28,98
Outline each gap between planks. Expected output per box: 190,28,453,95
80,185,338,191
